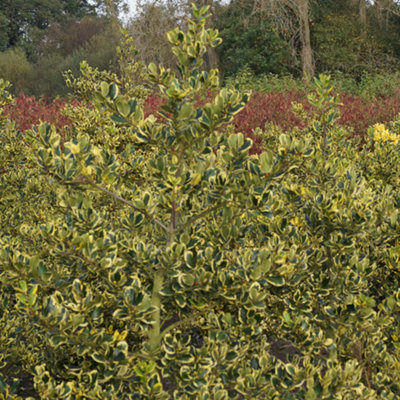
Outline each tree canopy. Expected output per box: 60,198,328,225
3,0,400,96
0,0,97,49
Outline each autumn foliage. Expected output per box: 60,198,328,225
4,88,400,152
3,94,78,135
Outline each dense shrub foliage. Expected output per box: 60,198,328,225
7,72,400,150
2,7,400,399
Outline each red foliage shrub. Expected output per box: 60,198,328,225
143,94,166,117
5,88,400,155
4,94,78,135
231,91,308,135
231,90,400,153
338,91,400,138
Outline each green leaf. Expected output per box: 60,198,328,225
178,102,194,120
29,256,40,269
260,150,274,174
15,293,27,304
111,114,126,124
50,335,67,348
282,311,292,324
94,92,105,103
28,286,38,306
175,294,187,308
184,251,195,267
92,353,107,364
265,276,284,286
182,273,195,286
100,82,109,97
215,389,228,400
108,83,118,100
38,263,47,278
216,331,227,341
159,287,173,296
176,353,195,363
91,307,103,320
116,98,131,118
148,62,157,76
19,280,27,293
0,375,6,391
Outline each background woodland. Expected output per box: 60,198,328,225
3,0,400,97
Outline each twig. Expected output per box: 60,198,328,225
74,175,170,232
178,204,221,232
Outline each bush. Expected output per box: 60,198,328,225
225,68,400,101
4,93,76,135
30,28,119,97
0,48,33,95
2,10,400,399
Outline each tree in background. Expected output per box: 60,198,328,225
127,0,223,73
32,16,108,59
0,48,33,95
358,0,367,39
127,0,187,71
0,13,8,52
214,0,400,79
0,0,127,96
312,0,400,76
0,0,97,50
250,0,314,78
215,0,294,77
196,0,220,70
312,0,363,74
31,20,120,96
373,0,400,29
5,0,400,96
369,0,400,59
215,0,314,78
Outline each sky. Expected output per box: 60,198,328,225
125,0,137,18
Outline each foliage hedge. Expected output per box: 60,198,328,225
1,6,400,399
7,80,400,152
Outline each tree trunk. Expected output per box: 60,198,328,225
296,0,314,79
375,0,392,30
359,0,367,38
374,0,384,28
199,0,219,70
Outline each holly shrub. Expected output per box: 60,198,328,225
1,5,400,399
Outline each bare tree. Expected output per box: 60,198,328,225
127,0,185,70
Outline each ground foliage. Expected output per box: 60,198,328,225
1,6,400,399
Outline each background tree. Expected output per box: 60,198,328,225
254,0,314,78
312,0,400,76
373,0,400,28
358,0,367,38
0,48,33,95
215,0,294,77
196,0,220,69
0,13,8,52
127,0,187,71
0,0,97,49
0,0,127,96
